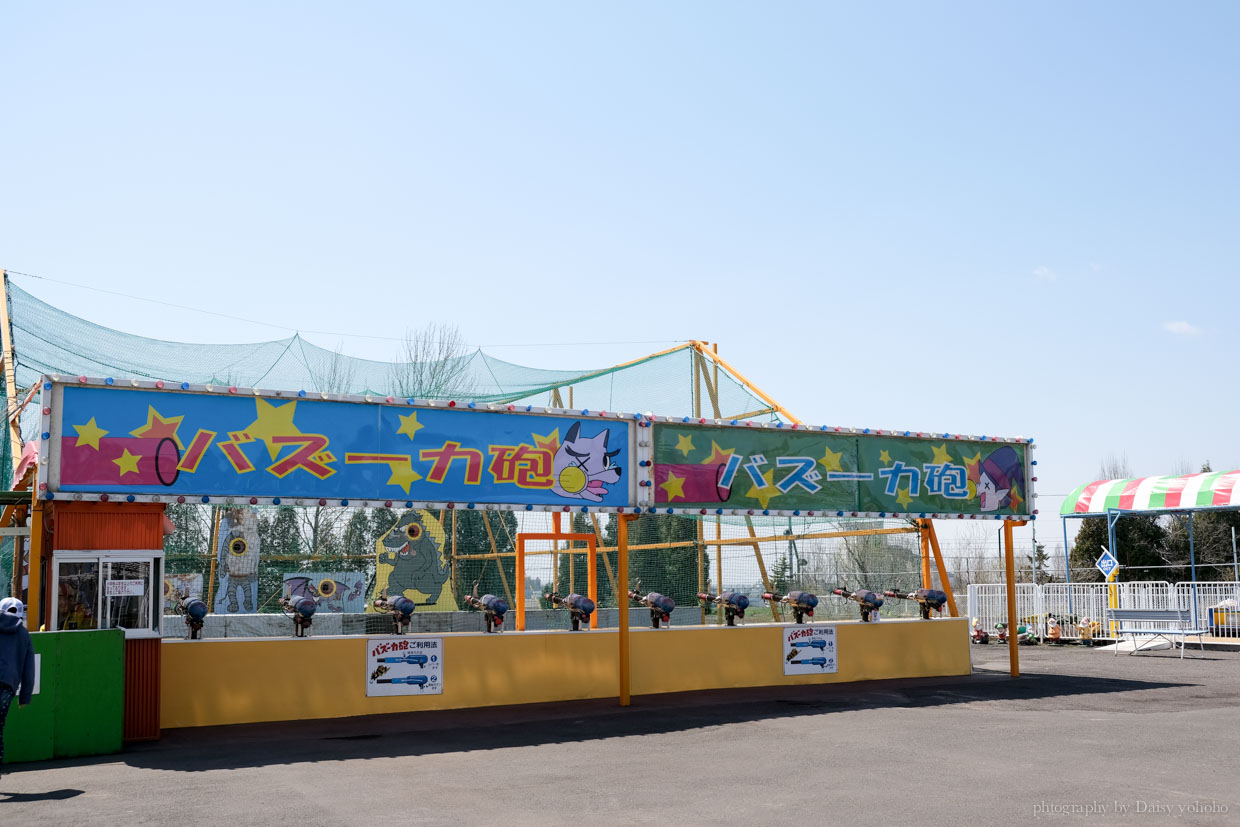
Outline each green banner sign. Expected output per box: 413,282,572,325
651,424,1031,518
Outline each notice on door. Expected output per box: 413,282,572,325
105,579,146,597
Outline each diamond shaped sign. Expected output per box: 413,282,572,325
1096,549,1119,580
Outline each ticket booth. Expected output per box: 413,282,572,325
47,502,168,740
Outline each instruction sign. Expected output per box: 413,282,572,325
366,636,443,696
782,625,838,675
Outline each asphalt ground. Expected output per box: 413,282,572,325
2,644,1238,825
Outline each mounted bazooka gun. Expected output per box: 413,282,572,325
697,591,750,626
545,592,596,631
280,589,318,637
830,586,884,622
628,580,675,629
373,588,418,634
170,587,209,640
463,580,509,633
761,590,819,624
882,588,948,620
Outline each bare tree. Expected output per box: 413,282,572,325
389,323,476,400
309,343,357,394
1098,453,1133,481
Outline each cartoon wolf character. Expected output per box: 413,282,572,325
551,422,623,502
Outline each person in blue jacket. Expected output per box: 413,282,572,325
0,597,35,773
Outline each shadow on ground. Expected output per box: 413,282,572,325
8,669,1190,775
0,789,83,803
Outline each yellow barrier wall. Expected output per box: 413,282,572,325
161,618,970,729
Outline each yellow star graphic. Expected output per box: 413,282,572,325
1008,484,1023,513
879,449,892,464
818,444,843,472
385,460,423,494
745,469,781,510
396,411,424,442
244,398,301,460
532,429,560,455
895,485,914,509
113,448,142,476
129,406,185,449
660,471,687,501
700,441,734,466
930,443,953,465
73,417,109,450
675,433,695,457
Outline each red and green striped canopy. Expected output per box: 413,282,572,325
1061,470,1240,515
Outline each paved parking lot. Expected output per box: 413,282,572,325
3,645,1238,825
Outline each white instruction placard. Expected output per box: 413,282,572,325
782,625,838,675
366,637,443,696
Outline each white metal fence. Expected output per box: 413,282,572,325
965,580,1240,641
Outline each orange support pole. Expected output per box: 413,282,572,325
924,520,959,617
919,521,933,590
1004,520,1019,677
617,514,636,706
515,537,526,631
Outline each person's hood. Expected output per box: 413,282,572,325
0,612,23,632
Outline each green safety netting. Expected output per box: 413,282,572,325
6,281,776,440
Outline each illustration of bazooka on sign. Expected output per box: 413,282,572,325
368,510,458,612
214,508,261,614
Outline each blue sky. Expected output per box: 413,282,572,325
4,2,1239,560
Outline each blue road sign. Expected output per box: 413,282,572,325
1096,550,1119,579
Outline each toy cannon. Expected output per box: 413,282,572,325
761,590,819,624
786,638,827,660
373,589,418,635
628,580,675,628
280,593,317,637
380,653,429,668
462,581,508,633
830,586,884,622
545,592,596,631
170,587,209,640
375,674,430,689
698,591,750,626
882,588,948,620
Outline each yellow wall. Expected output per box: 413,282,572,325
160,618,970,729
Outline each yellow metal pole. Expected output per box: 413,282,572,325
589,515,617,598
745,517,782,622
1107,564,1119,638
588,538,598,630
618,514,634,706
698,521,707,624
205,506,222,611
691,341,802,425
1004,521,1019,677
28,499,44,628
482,512,514,609
925,520,959,617
715,519,723,625
515,537,526,631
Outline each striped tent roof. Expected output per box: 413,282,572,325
1061,470,1240,516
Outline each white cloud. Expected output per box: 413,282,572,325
1032,266,1056,281
1161,321,1202,336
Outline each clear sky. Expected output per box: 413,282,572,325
4,2,1239,561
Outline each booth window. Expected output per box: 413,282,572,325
52,551,164,637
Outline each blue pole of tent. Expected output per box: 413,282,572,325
1188,511,1198,627
1062,516,1072,614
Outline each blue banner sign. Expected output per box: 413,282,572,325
45,383,634,508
